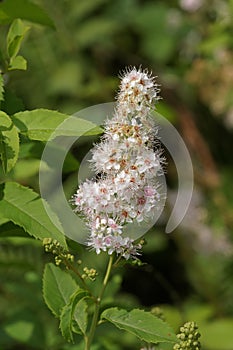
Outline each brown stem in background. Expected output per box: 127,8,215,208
163,88,220,188
178,105,220,188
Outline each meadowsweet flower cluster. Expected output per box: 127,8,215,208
72,67,165,259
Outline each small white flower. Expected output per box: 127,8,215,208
72,67,165,259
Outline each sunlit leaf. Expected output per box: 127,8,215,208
7,19,29,59
9,55,27,71
101,308,177,344
12,109,103,141
0,182,67,247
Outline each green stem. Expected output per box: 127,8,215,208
65,260,92,294
85,255,114,350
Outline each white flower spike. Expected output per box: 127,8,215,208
72,67,165,259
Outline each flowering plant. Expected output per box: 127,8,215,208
0,20,200,344
41,68,201,350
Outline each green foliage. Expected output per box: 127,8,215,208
43,263,89,343
60,290,88,342
132,3,182,64
12,109,103,141
0,111,19,173
43,263,78,318
0,89,24,115
0,238,64,350
0,221,28,238
101,308,177,345
0,74,4,103
73,298,88,335
0,0,55,27
7,18,29,67
0,182,67,247
1,1,233,349
8,54,27,70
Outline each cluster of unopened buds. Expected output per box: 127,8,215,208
173,321,201,350
82,267,98,281
43,238,74,266
72,67,165,259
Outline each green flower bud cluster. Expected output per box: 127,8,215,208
43,238,74,266
173,321,201,350
82,267,98,281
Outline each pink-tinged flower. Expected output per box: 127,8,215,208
72,67,165,259
87,234,107,254
144,186,157,197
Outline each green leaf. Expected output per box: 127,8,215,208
73,298,88,335
7,19,30,59
9,55,27,71
0,89,24,115
0,182,67,248
0,74,4,103
43,263,78,318
0,221,28,238
12,159,42,180
12,109,103,141
4,320,34,343
0,0,55,28
17,141,79,174
101,308,177,344
0,111,19,173
60,290,88,342
3,309,46,347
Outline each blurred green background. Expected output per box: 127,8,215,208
1,0,233,349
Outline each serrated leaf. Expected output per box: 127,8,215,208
12,109,103,141
9,55,27,71
0,111,19,173
0,73,4,103
0,221,28,238
101,308,177,344
7,19,29,59
0,182,67,248
73,298,88,335
0,0,55,28
43,263,78,318
60,290,87,342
